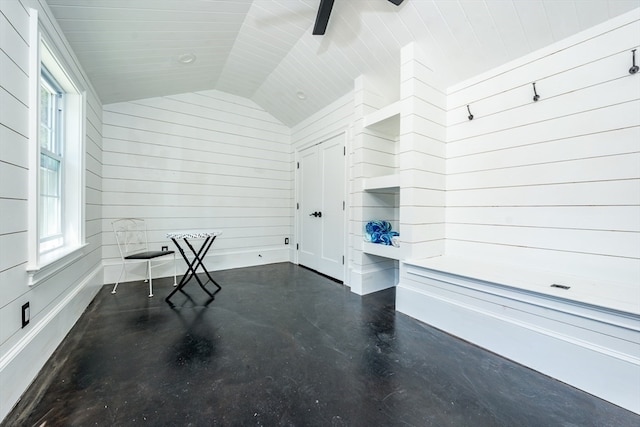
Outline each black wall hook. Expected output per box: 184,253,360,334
466,105,473,121
629,49,639,75
532,82,540,102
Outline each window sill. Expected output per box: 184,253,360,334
27,243,89,286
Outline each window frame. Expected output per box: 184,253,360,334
39,65,65,254
27,9,87,286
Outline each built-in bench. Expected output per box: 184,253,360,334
404,256,639,315
396,256,640,414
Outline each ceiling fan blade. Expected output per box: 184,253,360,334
388,0,404,5
313,0,335,35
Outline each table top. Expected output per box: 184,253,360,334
166,230,223,239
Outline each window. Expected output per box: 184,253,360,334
39,67,64,253
28,10,86,284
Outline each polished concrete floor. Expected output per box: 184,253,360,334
3,263,638,426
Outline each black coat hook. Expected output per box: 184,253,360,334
630,49,639,75
466,104,473,121
532,82,540,102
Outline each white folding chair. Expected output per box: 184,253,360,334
111,218,177,297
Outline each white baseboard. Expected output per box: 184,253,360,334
0,264,103,422
397,262,640,414
349,264,398,295
103,247,293,285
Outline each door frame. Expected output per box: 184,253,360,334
294,128,350,285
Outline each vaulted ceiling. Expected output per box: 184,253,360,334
46,0,639,127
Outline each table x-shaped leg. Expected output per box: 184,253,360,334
165,236,221,303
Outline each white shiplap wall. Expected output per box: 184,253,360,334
102,90,292,282
396,9,640,413
445,10,640,288
398,43,447,261
0,0,103,421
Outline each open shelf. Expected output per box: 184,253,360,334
363,241,402,260
363,174,400,191
363,101,401,135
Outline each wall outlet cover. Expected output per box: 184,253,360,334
22,302,30,328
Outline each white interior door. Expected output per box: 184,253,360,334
298,134,345,281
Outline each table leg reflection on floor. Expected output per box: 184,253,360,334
165,230,222,304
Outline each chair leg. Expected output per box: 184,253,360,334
148,260,153,297
112,262,126,294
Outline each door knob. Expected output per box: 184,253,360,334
309,211,322,217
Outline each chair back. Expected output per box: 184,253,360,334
112,218,150,258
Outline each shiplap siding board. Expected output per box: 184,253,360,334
101,90,292,282
443,13,640,289
0,0,103,422
399,43,447,261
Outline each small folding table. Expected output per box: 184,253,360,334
165,230,222,303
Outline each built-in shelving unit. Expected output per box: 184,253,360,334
362,241,402,260
360,98,401,263
363,100,400,135
351,44,447,295
363,174,400,191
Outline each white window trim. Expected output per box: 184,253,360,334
27,8,87,286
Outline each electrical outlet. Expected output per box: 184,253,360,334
285,237,289,245
161,246,168,251
22,302,30,328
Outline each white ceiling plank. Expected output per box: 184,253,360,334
541,0,581,42
575,0,612,28
47,0,253,11
45,0,639,127
512,0,555,51
484,0,531,60
396,4,447,73
62,30,240,44
414,0,463,55
66,39,237,53
459,0,509,71
436,0,483,55
48,8,248,24
52,18,245,32
607,0,640,16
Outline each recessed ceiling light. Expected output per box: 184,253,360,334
296,90,307,100
177,53,196,64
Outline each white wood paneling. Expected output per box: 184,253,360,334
0,160,28,201
0,87,29,137
0,126,28,169
443,11,640,290
45,1,639,127
0,51,28,105
102,90,292,279
0,0,103,422
396,11,639,413
47,0,253,105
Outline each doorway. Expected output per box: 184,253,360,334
297,133,346,281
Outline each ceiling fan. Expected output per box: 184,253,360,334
312,0,405,35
